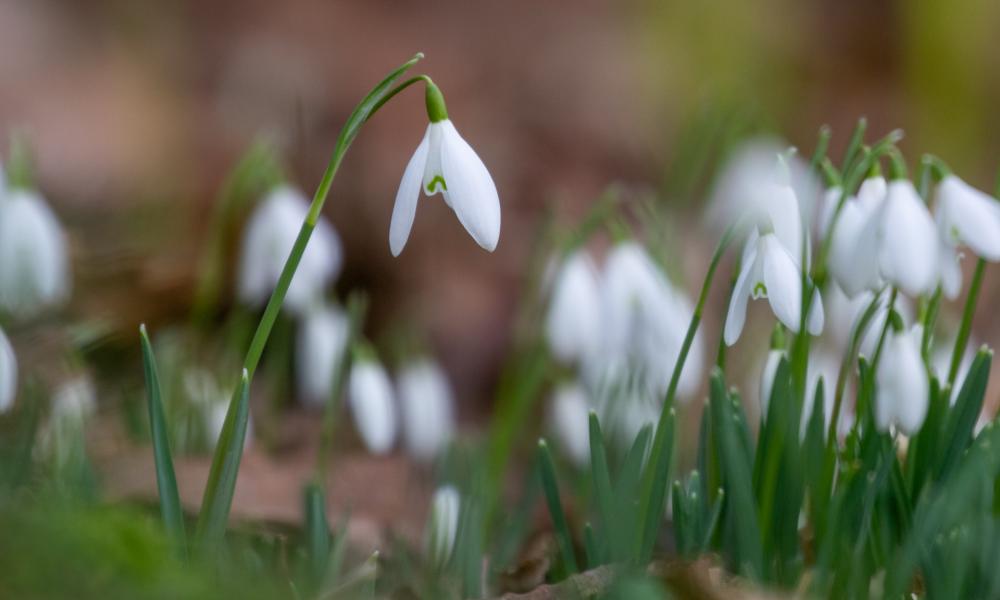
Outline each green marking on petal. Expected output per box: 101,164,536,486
950,224,961,243
753,282,768,298
426,175,447,194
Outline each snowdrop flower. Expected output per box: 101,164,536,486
426,485,461,566
547,383,591,467
878,180,939,297
397,359,455,463
934,175,1000,297
545,250,602,365
348,356,398,455
296,303,350,408
390,81,500,256
725,230,824,346
875,325,928,435
0,327,15,413
596,242,703,399
828,177,886,297
935,175,1000,260
0,189,71,317
237,185,342,315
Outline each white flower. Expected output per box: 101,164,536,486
828,178,886,297
935,175,1000,260
875,325,928,435
237,185,342,315
37,376,97,465
397,359,455,463
0,189,71,317
0,327,16,413
878,180,939,297
390,120,501,255
545,251,602,365
725,231,824,346
348,358,398,455
426,485,460,566
296,303,350,408
547,383,591,467
595,242,703,399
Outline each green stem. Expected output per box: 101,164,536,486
827,291,883,445
871,288,898,370
841,117,867,173
635,220,740,562
948,259,985,387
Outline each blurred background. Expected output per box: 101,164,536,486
2,0,1000,536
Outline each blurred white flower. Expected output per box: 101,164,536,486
545,251,602,365
237,185,342,315
828,177,886,297
0,326,15,413
426,485,460,566
595,242,703,400
296,303,350,408
348,358,398,455
817,186,843,237
398,359,455,463
51,376,97,421
708,139,820,262
37,376,97,465
875,325,928,435
934,175,1000,298
0,189,71,317
725,231,824,345
390,119,500,256
878,180,939,297
547,383,591,467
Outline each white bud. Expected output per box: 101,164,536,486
398,359,455,463
296,303,350,408
348,359,398,455
0,189,71,317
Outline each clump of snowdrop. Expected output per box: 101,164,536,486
347,352,398,455
425,485,461,567
725,229,824,345
237,185,342,315
296,302,350,408
595,241,703,400
397,358,455,463
546,383,591,468
0,188,71,317
0,326,16,413
545,250,602,366
875,325,929,435
390,80,501,256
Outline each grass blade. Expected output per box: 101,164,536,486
935,349,992,482
139,324,186,554
195,368,251,545
588,411,616,561
538,439,579,575
304,481,331,585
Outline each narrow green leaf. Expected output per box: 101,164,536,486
304,481,331,584
587,411,615,561
537,439,579,575
583,522,600,569
935,349,992,482
195,368,251,545
700,488,725,553
139,324,186,554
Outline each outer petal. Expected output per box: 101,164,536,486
427,486,461,565
348,360,398,455
438,121,501,251
878,327,929,435
938,239,963,300
0,327,16,413
724,243,759,346
761,234,803,332
879,180,939,296
767,183,805,265
296,303,349,407
390,127,431,256
806,287,824,335
937,175,1000,261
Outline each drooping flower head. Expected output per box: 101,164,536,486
545,250,602,366
934,174,1000,298
828,177,886,297
0,189,71,317
878,179,939,297
875,325,929,435
397,358,456,463
296,302,350,408
237,185,342,315
390,80,500,255
347,353,398,455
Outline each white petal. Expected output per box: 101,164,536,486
856,176,887,210
876,327,928,435
548,383,592,467
296,303,349,407
807,287,824,335
0,327,17,413
879,180,939,296
438,121,501,251
761,234,803,332
724,243,759,346
767,183,805,264
426,485,461,565
938,240,963,300
829,199,884,297
0,190,70,316
390,127,431,256
937,175,1000,261
546,251,602,364
398,359,455,462
348,360,398,455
